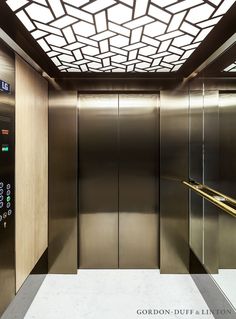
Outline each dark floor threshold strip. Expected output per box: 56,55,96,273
1,249,48,319
190,249,236,319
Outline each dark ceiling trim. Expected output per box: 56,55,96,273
179,2,236,78
54,77,182,91
181,33,236,82
204,73,236,77
0,1,59,77
202,41,236,76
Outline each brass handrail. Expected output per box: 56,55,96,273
182,181,236,218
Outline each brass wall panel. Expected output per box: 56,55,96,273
218,93,236,268
79,94,118,268
48,90,77,274
203,91,219,274
189,91,204,263
160,91,189,274
119,94,159,269
0,39,15,316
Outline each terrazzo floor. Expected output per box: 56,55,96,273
212,269,236,309
22,269,217,319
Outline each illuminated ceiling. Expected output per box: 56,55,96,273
224,61,236,72
5,0,236,73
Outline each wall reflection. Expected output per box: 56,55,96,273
189,83,236,309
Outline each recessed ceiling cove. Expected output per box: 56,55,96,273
6,0,236,73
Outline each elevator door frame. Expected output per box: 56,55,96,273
77,91,160,269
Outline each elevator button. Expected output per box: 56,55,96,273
6,184,10,190
6,202,10,208
8,210,12,216
0,202,3,208
6,190,10,196
0,196,3,201
0,189,3,195
3,212,7,219
0,182,3,188
7,196,10,202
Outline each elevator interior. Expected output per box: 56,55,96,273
1,0,236,316
50,84,236,310
189,89,236,307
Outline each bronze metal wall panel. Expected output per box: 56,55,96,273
78,94,119,269
189,91,204,263
203,91,219,274
0,39,15,316
48,90,77,274
160,91,189,274
218,93,236,268
119,94,159,269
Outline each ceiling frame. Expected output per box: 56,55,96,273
0,1,236,79
202,37,236,77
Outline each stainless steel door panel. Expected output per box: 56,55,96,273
79,163,117,213
79,94,118,268
79,212,118,268
79,93,159,269
119,213,158,268
119,94,159,269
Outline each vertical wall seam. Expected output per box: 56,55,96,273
117,94,120,269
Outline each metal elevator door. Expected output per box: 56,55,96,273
79,94,159,269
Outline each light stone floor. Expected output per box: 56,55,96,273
22,270,217,319
212,269,236,309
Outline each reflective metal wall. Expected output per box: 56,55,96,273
0,39,15,316
218,92,236,268
189,90,219,274
48,90,77,274
48,83,236,275
203,91,219,274
189,91,204,263
160,91,189,274
78,94,159,269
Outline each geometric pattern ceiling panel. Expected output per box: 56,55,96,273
6,0,236,72
224,61,236,72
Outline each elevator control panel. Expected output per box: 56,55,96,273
0,114,14,228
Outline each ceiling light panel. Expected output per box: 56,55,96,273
223,62,236,72
5,0,236,73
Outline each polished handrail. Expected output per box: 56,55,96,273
182,180,236,218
